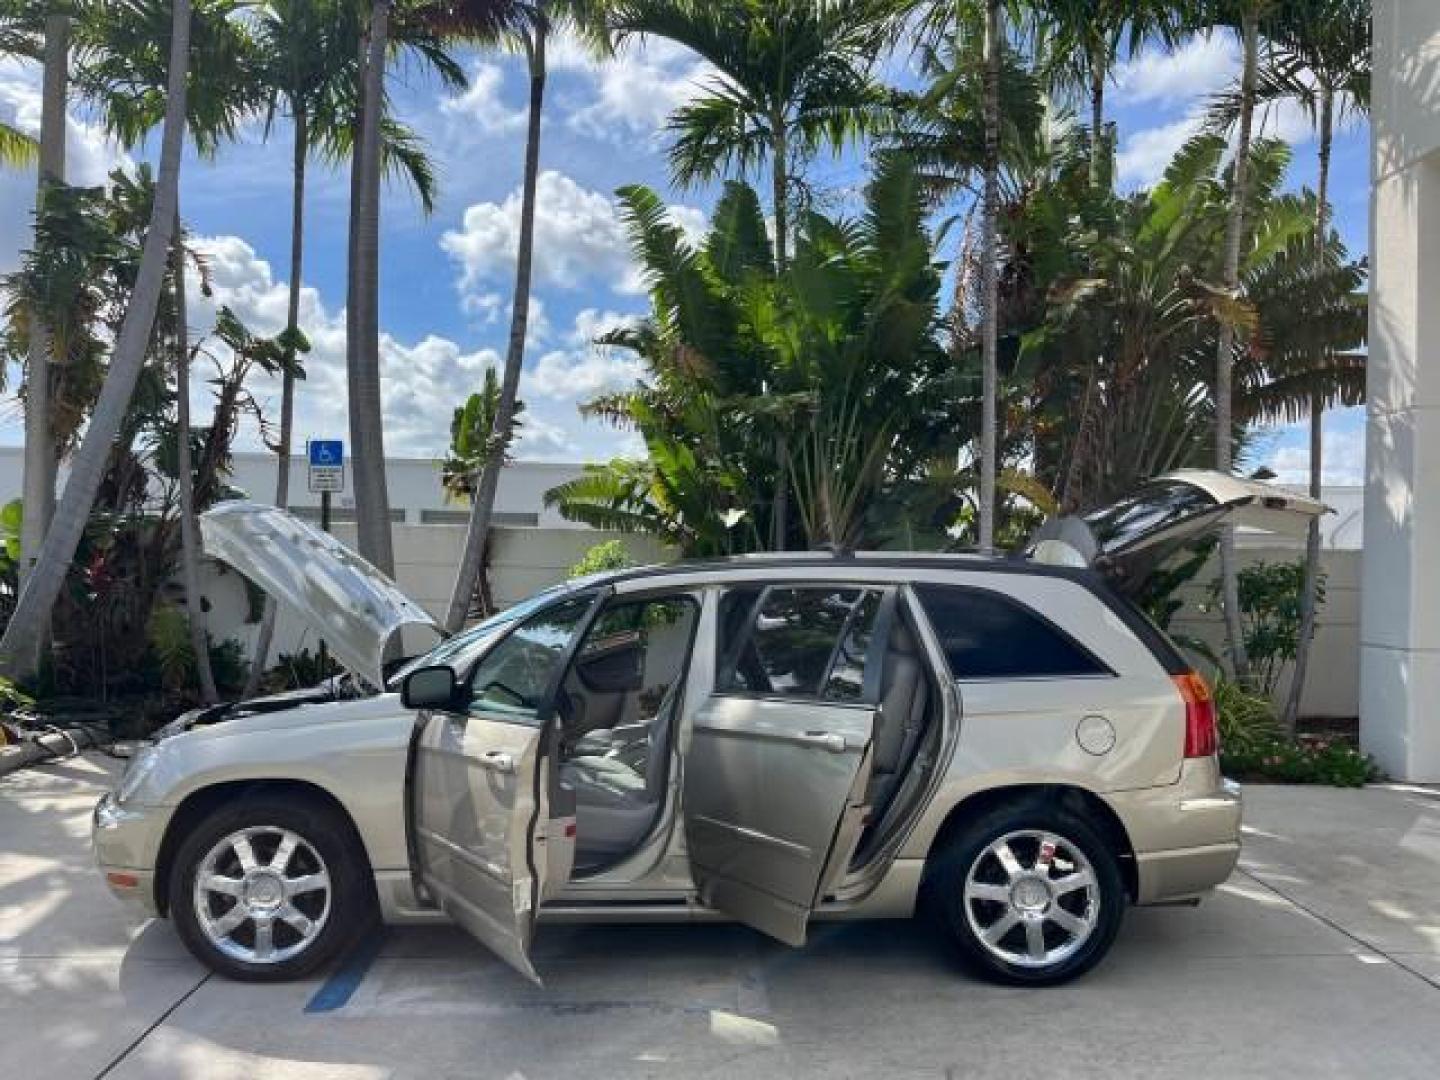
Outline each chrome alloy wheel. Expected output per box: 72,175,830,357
192,826,332,965
962,829,1100,969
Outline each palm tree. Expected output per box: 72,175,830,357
345,0,519,578
444,0,613,633
549,160,953,554
0,0,191,679
17,7,66,680
441,368,523,618
608,0,896,548
613,0,894,268
1029,1,1189,189
1206,0,1268,686
976,0,1000,554
347,0,395,575
1211,0,1369,727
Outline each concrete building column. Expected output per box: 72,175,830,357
1362,2,1440,780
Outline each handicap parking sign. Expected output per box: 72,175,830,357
309,440,343,467
308,440,345,493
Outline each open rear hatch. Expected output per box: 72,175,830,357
1027,470,1327,595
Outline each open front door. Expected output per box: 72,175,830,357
411,593,599,983
685,586,891,946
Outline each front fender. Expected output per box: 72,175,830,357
143,696,413,871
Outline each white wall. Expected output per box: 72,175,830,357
1363,1,1440,778
1168,546,1360,719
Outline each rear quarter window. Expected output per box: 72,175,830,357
915,583,1111,681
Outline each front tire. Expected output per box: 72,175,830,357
929,801,1124,986
169,798,374,981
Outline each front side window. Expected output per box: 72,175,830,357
915,584,1108,681
718,586,882,699
466,596,593,724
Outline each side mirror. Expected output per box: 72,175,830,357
402,665,460,710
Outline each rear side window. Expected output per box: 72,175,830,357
718,586,882,699
915,584,1109,681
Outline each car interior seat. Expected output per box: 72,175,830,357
869,617,930,813
560,680,680,871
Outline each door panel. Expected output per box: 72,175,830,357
411,593,599,984
414,713,549,982
685,695,876,945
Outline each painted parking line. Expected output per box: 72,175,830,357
305,931,388,1013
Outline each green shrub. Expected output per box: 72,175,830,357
261,647,342,693
208,639,251,696
1213,675,1377,786
1213,678,1280,757
569,540,638,579
1221,734,1377,788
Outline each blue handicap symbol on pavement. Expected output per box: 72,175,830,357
309,440,344,467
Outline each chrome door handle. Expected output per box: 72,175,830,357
799,731,848,753
478,750,515,774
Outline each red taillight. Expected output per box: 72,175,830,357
1173,671,1218,758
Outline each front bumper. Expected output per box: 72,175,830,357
92,792,163,917
1109,758,1243,904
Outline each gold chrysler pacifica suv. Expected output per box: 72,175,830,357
94,471,1322,986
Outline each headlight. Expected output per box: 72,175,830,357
116,745,161,805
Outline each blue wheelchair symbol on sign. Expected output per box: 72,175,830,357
309,440,343,467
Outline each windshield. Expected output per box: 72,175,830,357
387,583,578,686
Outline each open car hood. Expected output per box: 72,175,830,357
200,501,442,689
1027,470,1328,596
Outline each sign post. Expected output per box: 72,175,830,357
307,440,344,674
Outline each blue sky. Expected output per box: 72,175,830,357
0,28,1370,484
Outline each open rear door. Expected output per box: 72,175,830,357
411,593,600,983
1029,470,1327,595
684,586,891,946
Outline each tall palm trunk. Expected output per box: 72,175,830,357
977,0,1001,554
1088,56,1106,190
770,118,790,550
1283,84,1334,731
0,0,192,678
1215,9,1259,686
18,13,69,672
171,210,219,704
348,0,395,576
445,25,547,632
245,108,309,696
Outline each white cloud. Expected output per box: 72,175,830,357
1116,115,1205,188
1113,33,1239,108
567,307,636,347
1117,97,1319,189
1259,415,1365,486
184,236,643,463
440,170,705,300
186,235,507,459
512,413,576,459
551,35,712,139
525,346,645,401
439,61,527,134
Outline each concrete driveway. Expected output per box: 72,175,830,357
3,755,1438,1079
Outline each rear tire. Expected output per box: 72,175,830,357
169,797,375,982
928,801,1124,986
